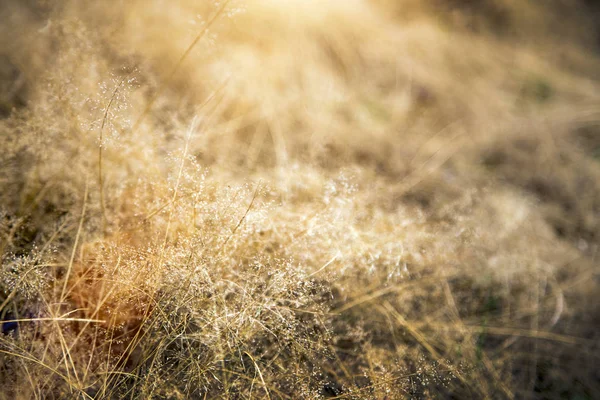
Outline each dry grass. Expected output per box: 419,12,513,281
1,0,600,398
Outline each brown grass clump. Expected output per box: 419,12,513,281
1,0,600,398
68,233,158,337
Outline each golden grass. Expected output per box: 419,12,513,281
1,0,600,398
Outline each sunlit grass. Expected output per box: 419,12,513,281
1,0,599,398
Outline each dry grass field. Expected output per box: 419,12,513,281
1,0,600,398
